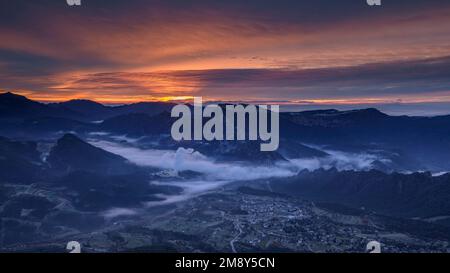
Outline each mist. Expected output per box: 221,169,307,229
89,139,295,181
89,138,390,213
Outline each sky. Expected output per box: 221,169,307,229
1,0,450,114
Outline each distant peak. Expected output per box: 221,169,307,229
58,133,83,143
344,108,387,116
361,108,383,113
305,109,340,115
0,92,29,100
66,99,102,105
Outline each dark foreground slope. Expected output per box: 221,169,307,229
269,169,450,220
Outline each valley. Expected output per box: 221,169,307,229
2,92,450,253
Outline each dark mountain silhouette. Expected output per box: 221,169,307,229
47,133,134,175
271,169,450,219
281,108,450,143
114,101,175,117
50,99,113,120
51,98,175,121
1,92,175,122
280,109,450,170
0,92,80,120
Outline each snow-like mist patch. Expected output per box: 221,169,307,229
102,208,138,219
280,150,391,171
145,180,231,207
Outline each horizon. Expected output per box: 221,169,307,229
3,91,450,117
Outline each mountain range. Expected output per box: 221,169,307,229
2,92,450,250
0,92,175,122
2,92,450,170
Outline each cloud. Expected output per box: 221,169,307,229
16,56,450,104
1,0,450,104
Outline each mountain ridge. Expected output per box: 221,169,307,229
0,92,176,121
47,133,135,175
